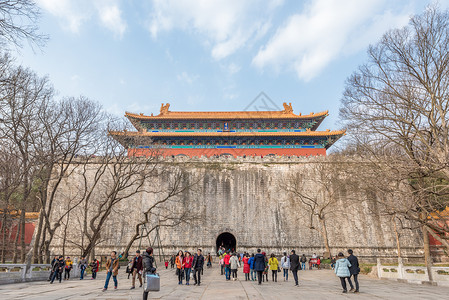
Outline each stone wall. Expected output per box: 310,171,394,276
49,157,423,262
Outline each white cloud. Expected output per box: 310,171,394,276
37,0,91,33
177,71,199,84
148,0,283,60
227,63,241,75
37,0,127,37
252,0,412,81
95,2,127,38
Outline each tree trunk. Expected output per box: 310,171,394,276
124,231,140,258
32,209,44,263
392,215,401,258
19,209,26,263
0,212,7,263
91,247,95,262
62,211,70,258
422,225,434,282
318,216,331,258
12,220,20,263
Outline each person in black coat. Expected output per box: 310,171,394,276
253,249,265,285
48,256,58,281
192,249,205,286
347,249,360,293
289,250,300,286
50,256,64,284
143,247,156,300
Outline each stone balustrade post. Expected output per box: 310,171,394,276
377,258,382,278
397,257,404,279
20,264,27,281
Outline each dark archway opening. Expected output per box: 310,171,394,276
216,232,236,254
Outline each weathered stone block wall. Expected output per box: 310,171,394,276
50,158,423,262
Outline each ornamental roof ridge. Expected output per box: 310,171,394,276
109,129,346,137
125,102,329,120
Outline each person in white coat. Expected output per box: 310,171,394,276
280,252,290,281
229,253,240,281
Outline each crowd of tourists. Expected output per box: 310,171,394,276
214,248,359,293
48,255,99,284
45,247,359,296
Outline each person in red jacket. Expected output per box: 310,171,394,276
223,251,231,280
243,254,250,281
183,252,194,285
130,250,143,289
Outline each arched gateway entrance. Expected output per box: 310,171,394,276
216,232,236,253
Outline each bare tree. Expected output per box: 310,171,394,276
340,5,449,280
0,0,47,49
0,62,53,262
32,97,105,263
123,167,202,257
282,157,355,258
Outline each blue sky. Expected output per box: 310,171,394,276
18,0,440,131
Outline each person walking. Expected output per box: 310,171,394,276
224,251,231,281
262,252,269,282
90,258,99,279
130,250,143,289
175,250,185,285
347,249,360,293
268,253,279,282
248,254,256,281
193,249,205,286
243,254,250,281
49,256,64,284
334,252,351,293
331,256,336,270
142,247,156,300
254,249,265,285
126,258,133,279
64,257,73,280
183,251,193,285
48,255,58,281
281,252,290,281
206,253,212,268
300,254,307,271
219,255,224,275
103,251,119,292
170,254,175,269
79,256,88,280
230,253,240,281
290,250,300,286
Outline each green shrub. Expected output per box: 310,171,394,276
361,266,372,274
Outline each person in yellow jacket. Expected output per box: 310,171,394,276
268,254,279,282
64,257,73,280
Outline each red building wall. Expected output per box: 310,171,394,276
128,147,326,157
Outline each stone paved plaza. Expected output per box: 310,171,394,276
1,267,449,300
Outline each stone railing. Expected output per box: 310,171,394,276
0,264,51,284
377,258,449,287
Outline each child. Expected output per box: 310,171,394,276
165,260,169,269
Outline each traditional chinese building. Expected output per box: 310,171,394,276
110,102,345,157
